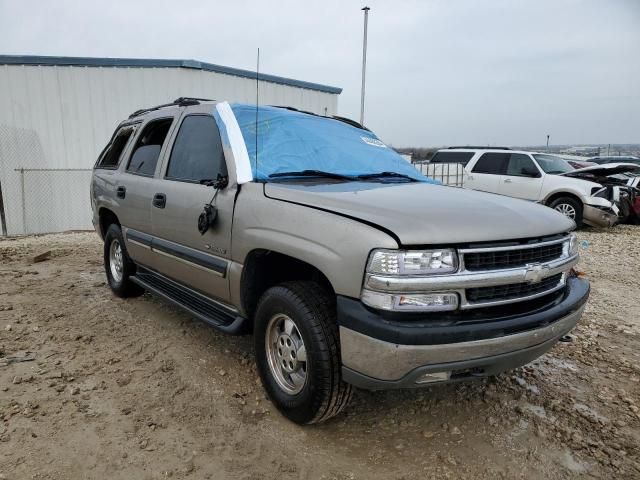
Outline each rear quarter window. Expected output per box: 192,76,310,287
96,125,137,169
430,151,475,166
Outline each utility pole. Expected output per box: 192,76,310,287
360,6,370,126
546,134,550,151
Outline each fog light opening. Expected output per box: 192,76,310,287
415,371,451,384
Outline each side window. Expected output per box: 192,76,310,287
506,154,539,177
96,125,137,169
165,115,227,182
126,118,173,176
431,151,474,166
471,153,509,174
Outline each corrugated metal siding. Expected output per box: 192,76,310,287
0,64,339,235
0,55,342,94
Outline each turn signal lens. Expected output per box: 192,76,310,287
564,232,579,257
361,289,459,312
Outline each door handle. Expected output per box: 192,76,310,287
503,178,512,183
116,186,126,199
152,193,166,209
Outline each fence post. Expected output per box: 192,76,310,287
19,167,27,235
0,178,6,236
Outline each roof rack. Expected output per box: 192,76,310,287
331,115,370,131
128,97,214,119
270,105,369,131
447,146,511,150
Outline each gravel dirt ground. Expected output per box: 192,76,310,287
1,227,639,479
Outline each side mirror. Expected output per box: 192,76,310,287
197,174,228,235
200,173,228,189
213,173,229,189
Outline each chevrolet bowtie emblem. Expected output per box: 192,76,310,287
523,263,550,284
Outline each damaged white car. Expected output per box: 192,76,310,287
441,147,640,227
561,163,640,226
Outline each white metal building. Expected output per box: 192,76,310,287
0,55,341,236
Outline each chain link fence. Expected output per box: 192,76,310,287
0,162,464,236
0,168,93,236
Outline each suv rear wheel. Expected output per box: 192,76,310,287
548,196,583,227
254,281,352,424
103,224,144,298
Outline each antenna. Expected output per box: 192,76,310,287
255,47,260,180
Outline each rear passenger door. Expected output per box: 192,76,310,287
499,153,543,200
117,116,176,266
150,114,235,303
466,153,509,194
93,123,139,213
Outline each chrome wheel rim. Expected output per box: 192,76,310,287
109,239,124,283
555,203,576,219
265,314,307,395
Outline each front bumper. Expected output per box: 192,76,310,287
338,277,589,390
583,204,619,228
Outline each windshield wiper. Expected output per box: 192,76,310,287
356,171,418,182
269,170,354,180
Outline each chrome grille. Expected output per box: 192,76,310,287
463,243,564,271
362,235,577,312
466,273,563,303
455,236,573,309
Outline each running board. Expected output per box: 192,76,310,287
131,267,248,335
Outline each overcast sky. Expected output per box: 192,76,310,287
0,0,638,147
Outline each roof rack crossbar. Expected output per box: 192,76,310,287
173,96,213,105
269,105,369,131
128,97,214,119
447,146,511,150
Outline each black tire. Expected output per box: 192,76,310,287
103,224,144,298
254,281,353,424
548,196,584,227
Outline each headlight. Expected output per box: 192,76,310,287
367,249,458,276
362,248,459,312
564,233,578,257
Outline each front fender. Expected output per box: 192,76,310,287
229,183,398,306
541,177,600,204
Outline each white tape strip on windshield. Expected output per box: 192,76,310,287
215,101,253,184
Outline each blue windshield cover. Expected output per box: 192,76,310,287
230,104,435,183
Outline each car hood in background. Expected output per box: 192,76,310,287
264,181,574,245
560,163,640,178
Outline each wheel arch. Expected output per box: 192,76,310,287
239,249,336,321
98,207,120,239
544,191,583,207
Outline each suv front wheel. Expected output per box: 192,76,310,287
254,281,352,424
548,196,583,227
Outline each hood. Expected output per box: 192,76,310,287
264,181,575,245
560,163,640,178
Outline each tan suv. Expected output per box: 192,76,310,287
91,98,589,424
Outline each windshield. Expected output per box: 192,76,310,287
533,154,574,174
228,104,434,183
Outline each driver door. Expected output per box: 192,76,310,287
499,153,543,201
150,114,235,303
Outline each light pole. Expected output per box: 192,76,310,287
546,134,550,151
360,6,370,126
